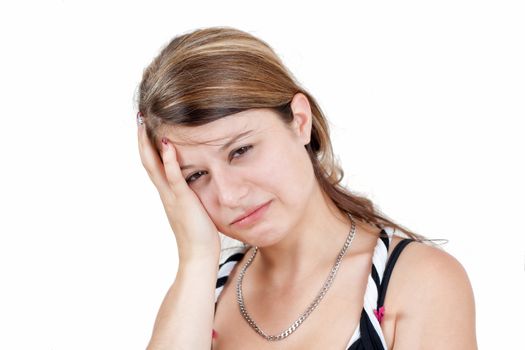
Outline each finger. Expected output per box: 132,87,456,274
137,122,171,194
160,138,191,197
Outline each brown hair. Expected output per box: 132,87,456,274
136,26,436,244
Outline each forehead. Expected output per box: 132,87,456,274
161,108,284,147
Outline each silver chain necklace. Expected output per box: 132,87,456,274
236,214,356,341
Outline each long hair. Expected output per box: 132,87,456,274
136,26,437,246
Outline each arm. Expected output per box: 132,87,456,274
392,243,477,349
146,258,219,350
137,120,222,350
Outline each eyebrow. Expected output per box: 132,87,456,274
179,130,254,171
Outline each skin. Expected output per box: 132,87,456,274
139,92,477,349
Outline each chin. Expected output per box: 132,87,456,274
244,227,288,248
223,224,282,248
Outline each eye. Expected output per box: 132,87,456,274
185,170,208,184
185,145,253,184
230,145,253,160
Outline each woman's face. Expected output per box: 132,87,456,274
160,101,317,247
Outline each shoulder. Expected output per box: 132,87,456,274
387,236,477,349
390,236,473,296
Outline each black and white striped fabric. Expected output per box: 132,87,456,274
214,227,414,350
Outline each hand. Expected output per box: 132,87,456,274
137,122,220,264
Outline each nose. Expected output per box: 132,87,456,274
211,169,249,208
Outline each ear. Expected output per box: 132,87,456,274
289,92,313,146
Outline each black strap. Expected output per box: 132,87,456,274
347,308,386,350
377,238,414,308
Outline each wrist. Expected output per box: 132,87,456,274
177,252,220,271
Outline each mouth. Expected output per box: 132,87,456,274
230,200,272,227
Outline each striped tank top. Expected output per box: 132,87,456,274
214,227,415,349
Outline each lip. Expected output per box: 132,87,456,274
230,200,272,228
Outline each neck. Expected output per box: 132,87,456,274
250,185,360,287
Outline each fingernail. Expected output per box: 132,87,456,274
136,112,144,127
161,137,168,147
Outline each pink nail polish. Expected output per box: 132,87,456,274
161,137,168,145
212,329,218,339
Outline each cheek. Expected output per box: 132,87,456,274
255,145,314,203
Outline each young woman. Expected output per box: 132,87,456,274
136,27,477,349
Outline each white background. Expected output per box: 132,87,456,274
0,1,523,348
